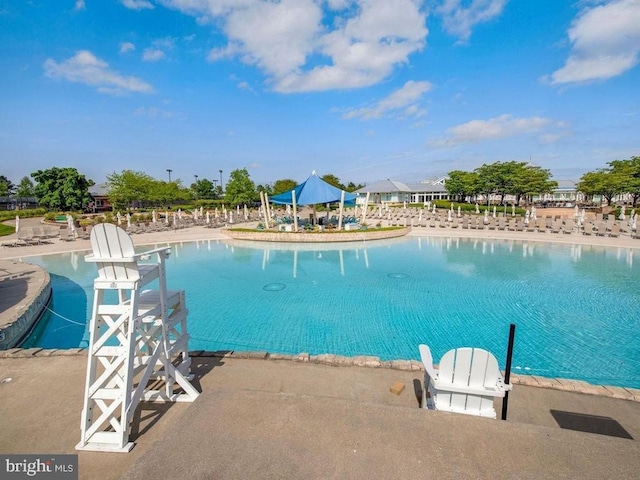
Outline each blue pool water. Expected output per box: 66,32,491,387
21,236,640,388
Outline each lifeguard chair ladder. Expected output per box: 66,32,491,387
76,223,199,452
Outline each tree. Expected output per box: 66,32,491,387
224,168,257,206
577,170,626,205
474,163,503,205
106,170,155,210
345,181,364,192
321,173,344,190
608,156,640,205
510,166,557,205
445,170,479,202
32,167,93,211
150,180,190,206
0,175,15,197
191,178,216,200
272,179,297,195
15,176,35,208
256,183,274,196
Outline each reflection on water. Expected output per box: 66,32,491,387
22,236,640,388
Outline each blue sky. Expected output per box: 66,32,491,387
1,0,639,188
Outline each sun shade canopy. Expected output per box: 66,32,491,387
270,172,356,206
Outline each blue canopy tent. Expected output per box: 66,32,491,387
269,171,356,231
270,171,356,206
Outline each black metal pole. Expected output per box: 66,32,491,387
501,323,516,420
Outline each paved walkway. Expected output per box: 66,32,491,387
1,353,639,479
2,215,640,478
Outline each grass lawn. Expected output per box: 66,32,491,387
0,223,15,237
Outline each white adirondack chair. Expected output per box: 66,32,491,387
77,223,198,452
419,344,511,419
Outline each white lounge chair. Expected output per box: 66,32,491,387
419,344,512,419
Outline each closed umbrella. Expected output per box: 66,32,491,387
15,215,19,234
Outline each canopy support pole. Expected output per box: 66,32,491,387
292,190,298,232
361,192,370,224
265,193,272,228
338,190,345,230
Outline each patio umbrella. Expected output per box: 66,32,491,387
126,213,131,229
15,215,19,233
206,211,211,225
67,214,76,237
511,204,515,216
165,211,169,224
619,205,625,220
244,204,248,220
492,205,496,218
475,202,480,214
457,206,461,218
152,210,157,223
116,212,122,225
484,210,488,224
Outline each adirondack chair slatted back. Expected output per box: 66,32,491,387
90,223,140,283
431,347,502,417
439,348,499,388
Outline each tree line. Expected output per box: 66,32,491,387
445,161,558,205
0,167,364,212
2,156,637,212
446,156,640,206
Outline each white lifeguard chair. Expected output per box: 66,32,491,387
76,223,199,452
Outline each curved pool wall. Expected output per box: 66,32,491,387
19,236,640,389
0,263,52,350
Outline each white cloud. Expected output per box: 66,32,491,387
436,0,508,42
429,114,561,147
143,48,166,61
43,50,153,95
237,81,255,93
546,0,640,84
74,0,86,11
121,0,154,10
119,42,136,54
163,0,428,93
343,80,432,120
133,106,174,118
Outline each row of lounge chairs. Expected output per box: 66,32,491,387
380,213,638,238
1,226,67,247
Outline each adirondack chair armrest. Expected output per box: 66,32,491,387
85,254,137,263
135,246,171,261
419,344,439,380
431,380,507,398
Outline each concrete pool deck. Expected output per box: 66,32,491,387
1,352,640,479
2,214,640,478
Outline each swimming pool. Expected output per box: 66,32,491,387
21,236,640,389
